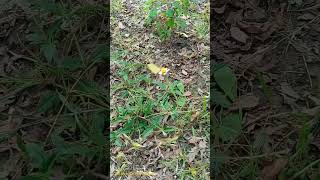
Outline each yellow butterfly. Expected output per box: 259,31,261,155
147,63,169,75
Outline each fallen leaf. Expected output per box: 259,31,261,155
230,26,249,43
182,69,188,76
118,22,125,29
188,146,200,163
188,137,202,144
226,10,243,24
213,5,226,14
184,91,192,96
229,95,259,110
262,158,288,180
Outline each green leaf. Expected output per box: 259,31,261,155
37,91,60,113
149,8,158,19
52,134,68,153
91,44,109,63
182,0,190,9
212,89,231,108
166,9,174,18
41,43,56,63
61,57,82,70
153,80,166,90
25,143,47,169
76,80,104,95
175,17,187,29
176,81,184,93
89,112,107,146
177,97,187,107
167,18,175,28
214,66,237,101
142,128,154,140
217,113,242,142
16,134,26,155
172,1,181,9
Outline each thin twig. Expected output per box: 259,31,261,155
212,150,288,161
302,55,312,88
291,159,320,179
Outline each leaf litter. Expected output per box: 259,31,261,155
212,0,320,178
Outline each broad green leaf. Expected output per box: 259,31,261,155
217,113,242,142
41,43,56,63
176,81,184,93
212,89,231,108
37,91,60,113
25,143,47,169
52,134,68,153
89,112,107,146
214,66,237,101
52,134,97,157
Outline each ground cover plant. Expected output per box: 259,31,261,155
110,0,209,179
0,0,109,179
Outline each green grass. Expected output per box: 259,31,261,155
0,1,109,179
110,46,209,178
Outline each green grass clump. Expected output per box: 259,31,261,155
111,51,194,146
144,0,192,40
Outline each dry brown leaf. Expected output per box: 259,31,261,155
229,95,259,110
226,10,243,24
188,137,202,144
262,158,288,180
182,69,188,76
184,91,192,96
230,26,248,43
188,146,200,163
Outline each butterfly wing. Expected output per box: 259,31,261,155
147,64,161,74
